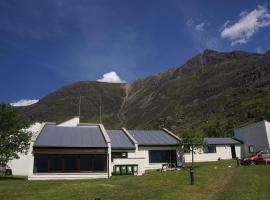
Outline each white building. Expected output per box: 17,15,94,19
9,117,181,180
9,117,254,180
184,138,241,162
234,120,270,158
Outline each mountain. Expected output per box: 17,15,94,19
19,81,126,129
19,49,270,135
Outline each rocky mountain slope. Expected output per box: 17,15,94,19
19,49,270,135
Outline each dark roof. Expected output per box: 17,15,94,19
107,130,135,150
205,138,241,145
34,124,107,148
128,130,178,146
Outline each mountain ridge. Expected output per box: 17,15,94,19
18,49,270,135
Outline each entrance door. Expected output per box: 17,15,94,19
230,145,236,158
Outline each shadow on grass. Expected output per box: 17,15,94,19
0,176,26,181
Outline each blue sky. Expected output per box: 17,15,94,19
1,0,270,105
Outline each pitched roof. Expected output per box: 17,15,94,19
34,124,107,148
205,137,240,145
128,130,178,146
107,130,135,149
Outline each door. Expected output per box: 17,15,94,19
230,145,236,158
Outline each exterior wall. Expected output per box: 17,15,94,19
111,149,136,158
184,145,241,162
136,146,179,170
8,142,33,176
28,173,108,180
8,122,44,176
58,117,79,127
112,158,145,175
234,121,270,158
264,121,270,149
111,146,179,173
111,148,145,175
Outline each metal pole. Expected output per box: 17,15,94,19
190,167,194,185
190,140,195,185
236,157,240,167
78,96,82,121
191,141,194,169
99,96,102,123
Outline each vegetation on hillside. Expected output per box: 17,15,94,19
19,50,270,136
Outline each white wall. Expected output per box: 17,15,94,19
184,145,241,162
28,173,108,180
8,142,33,176
234,121,270,158
112,158,145,175
8,122,44,176
264,121,270,149
58,117,79,127
111,146,179,173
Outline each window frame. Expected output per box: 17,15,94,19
203,145,217,154
148,150,176,164
34,154,107,173
248,145,254,153
111,152,128,161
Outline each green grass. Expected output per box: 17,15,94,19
0,160,269,200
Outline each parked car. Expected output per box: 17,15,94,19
240,149,270,165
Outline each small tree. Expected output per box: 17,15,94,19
0,104,31,165
178,129,206,168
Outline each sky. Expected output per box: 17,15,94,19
1,0,270,105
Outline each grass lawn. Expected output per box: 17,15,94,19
0,160,269,200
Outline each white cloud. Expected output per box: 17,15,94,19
11,99,39,107
195,23,205,31
97,71,126,83
221,5,270,45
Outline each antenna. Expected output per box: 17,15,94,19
99,95,102,124
78,96,82,120
200,52,204,73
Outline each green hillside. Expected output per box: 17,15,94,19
19,50,270,135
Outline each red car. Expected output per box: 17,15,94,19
241,149,270,165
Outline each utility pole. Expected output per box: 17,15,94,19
190,139,194,185
78,96,82,120
99,96,102,124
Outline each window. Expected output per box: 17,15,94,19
64,155,78,172
248,145,254,153
149,150,176,164
111,152,128,161
80,155,92,171
34,154,107,173
203,145,216,153
34,155,48,173
49,155,62,172
92,155,107,171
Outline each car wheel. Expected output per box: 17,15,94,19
250,161,256,166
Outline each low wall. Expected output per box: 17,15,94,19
28,173,108,180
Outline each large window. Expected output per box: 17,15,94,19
203,145,216,153
149,150,176,164
34,154,107,173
